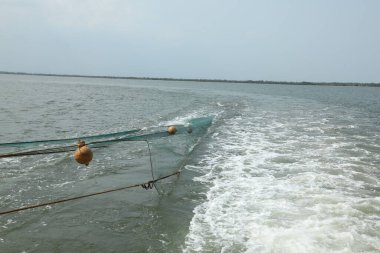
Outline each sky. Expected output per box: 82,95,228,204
0,0,379,82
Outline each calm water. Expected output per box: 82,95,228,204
0,74,379,253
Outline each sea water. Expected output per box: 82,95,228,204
0,74,379,252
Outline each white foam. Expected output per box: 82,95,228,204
161,110,220,126
49,181,75,188
183,108,380,252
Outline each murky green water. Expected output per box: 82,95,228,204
0,74,379,252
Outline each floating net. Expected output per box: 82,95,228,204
0,117,213,159
0,117,213,215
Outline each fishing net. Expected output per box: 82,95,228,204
0,116,212,184
0,117,213,215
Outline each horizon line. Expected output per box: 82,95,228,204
1,71,379,87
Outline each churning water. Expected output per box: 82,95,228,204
0,74,379,252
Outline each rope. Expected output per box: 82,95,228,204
0,145,78,158
0,127,179,158
0,129,141,148
0,131,174,159
0,140,129,159
0,136,152,159
145,140,158,193
0,171,180,216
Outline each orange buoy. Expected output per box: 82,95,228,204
73,140,93,166
167,126,177,135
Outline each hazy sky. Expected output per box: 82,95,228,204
1,0,379,82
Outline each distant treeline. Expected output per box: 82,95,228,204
1,71,379,87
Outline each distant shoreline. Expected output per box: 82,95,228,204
1,71,379,87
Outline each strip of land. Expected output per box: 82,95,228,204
0,71,379,87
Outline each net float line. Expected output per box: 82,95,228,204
0,129,140,148
0,117,213,159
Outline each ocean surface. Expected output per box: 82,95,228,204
0,74,379,253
